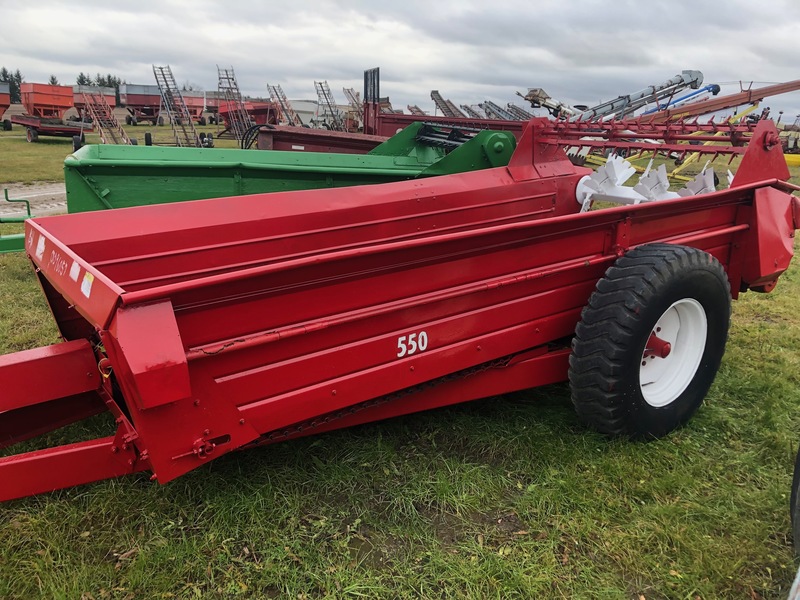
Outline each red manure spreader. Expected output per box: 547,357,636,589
1,118,798,501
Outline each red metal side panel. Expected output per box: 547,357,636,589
73,92,116,108
24,220,124,329
267,348,573,442
105,301,192,410
120,94,160,107
740,186,797,288
182,96,205,109
100,323,261,483
256,126,387,153
21,83,74,117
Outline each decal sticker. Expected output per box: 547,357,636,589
69,260,80,282
81,272,94,298
35,235,45,260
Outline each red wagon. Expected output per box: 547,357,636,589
218,99,278,128
19,83,73,119
119,84,162,126
181,90,207,125
1,119,798,501
72,85,116,120
10,83,91,142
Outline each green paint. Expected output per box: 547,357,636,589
63,123,517,214
0,190,30,253
0,233,24,254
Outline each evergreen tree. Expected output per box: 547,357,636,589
11,69,23,103
48,74,59,85
74,71,122,100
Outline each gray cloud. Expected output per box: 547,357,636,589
1,0,799,119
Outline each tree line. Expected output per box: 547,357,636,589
0,68,126,103
0,68,24,102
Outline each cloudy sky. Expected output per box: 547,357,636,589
2,0,799,119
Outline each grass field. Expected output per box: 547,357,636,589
0,129,799,598
0,123,239,184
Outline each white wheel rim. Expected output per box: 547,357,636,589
639,298,707,408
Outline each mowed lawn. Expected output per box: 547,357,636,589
0,132,799,598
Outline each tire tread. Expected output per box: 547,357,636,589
568,244,731,438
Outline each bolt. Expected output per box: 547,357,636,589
410,366,415,372
203,429,210,436
239,419,245,425
477,345,482,351
193,399,200,406
111,446,118,453
642,361,647,366
332,390,337,396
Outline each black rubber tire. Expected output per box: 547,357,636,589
130,138,138,145
3,119,11,131
199,116,207,126
26,127,38,143
157,116,164,126
72,135,82,152
791,444,800,555
568,244,731,439
125,115,132,126
144,132,152,146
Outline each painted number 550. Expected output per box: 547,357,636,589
396,331,429,358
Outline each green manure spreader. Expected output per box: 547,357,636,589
63,122,518,213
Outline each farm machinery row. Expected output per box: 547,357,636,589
0,112,798,501
0,114,775,253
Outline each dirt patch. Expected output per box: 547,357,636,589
473,510,530,540
0,181,66,217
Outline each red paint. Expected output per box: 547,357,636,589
0,118,797,501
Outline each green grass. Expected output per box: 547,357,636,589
0,134,799,598
0,123,239,184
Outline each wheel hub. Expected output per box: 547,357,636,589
639,298,707,408
645,332,672,359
